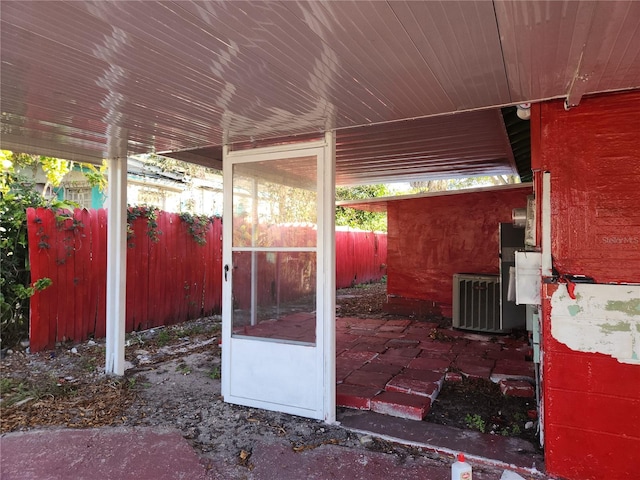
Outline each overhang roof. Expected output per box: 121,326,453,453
2,1,639,184
337,182,533,213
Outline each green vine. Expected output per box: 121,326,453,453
50,207,85,265
127,205,162,247
179,213,216,246
53,208,84,231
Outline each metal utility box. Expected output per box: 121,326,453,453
452,273,502,332
499,223,527,331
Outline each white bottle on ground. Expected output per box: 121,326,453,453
451,452,472,480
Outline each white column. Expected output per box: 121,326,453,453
105,132,128,375
322,130,336,423
221,145,232,399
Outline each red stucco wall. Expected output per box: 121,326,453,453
386,186,531,316
536,91,640,479
538,91,640,283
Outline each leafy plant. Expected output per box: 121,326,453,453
179,212,216,246
209,366,221,380
39,156,72,195
1,150,100,348
0,377,14,393
335,185,388,232
1,153,50,347
156,329,171,346
127,205,162,245
81,161,108,192
464,413,486,433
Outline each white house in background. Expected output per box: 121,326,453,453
124,156,223,216
24,157,223,215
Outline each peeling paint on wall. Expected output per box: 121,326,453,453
551,283,640,364
606,299,640,316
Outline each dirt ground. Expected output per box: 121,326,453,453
0,283,541,474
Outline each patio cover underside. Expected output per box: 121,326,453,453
2,1,639,184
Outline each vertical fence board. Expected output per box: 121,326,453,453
185,224,204,320
148,214,163,327
27,208,47,351
195,234,206,318
172,213,184,325
204,218,222,314
44,210,60,348
174,214,185,323
81,208,95,341
335,231,345,287
125,217,139,333
177,214,189,322
202,221,212,315
40,209,57,348
138,223,151,331
86,209,99,338
199,223,212,318
147,216,162,329
151,214,164,327
52,214,68,342
124,222,135,332
214,218,223,313
46,213,62,344
94,209,108,338
161,213,177,325
72,209,90,342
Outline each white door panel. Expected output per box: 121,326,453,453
229,339,318,415
221,136,335,421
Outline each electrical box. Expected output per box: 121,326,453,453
515,251,542,305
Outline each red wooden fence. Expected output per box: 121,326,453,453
336,227,387,288
27,208,386,351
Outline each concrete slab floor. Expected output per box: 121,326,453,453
337,409,545,475
0,427,210,480
1,426,547,480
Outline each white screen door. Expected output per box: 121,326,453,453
221,136,335,421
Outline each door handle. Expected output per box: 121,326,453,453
224,264,229,281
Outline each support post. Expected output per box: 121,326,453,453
322,130,336,423
105,132,128,375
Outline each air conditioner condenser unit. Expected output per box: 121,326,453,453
452,273,504,333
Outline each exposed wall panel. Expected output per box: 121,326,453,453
543,284,640,480
386,186,531,316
